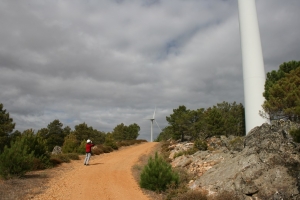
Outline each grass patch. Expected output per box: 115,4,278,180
173,148,198,159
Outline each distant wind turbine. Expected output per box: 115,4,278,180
147,107,162,142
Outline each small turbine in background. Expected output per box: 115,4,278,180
146,107,162,142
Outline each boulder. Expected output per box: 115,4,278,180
52,146,62,155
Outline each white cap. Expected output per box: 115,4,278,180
86,139,91,143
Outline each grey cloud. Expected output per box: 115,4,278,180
0,0,299,141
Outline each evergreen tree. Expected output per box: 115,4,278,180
0,135,34,179
92,130,106,144
155,126,173,141
215,101,245,136
264,60,300,101
8,130,21,145
37,120,66,151
21,129,51,169
73,122,94,142
140,152,179,192
262,67,300,121
188,108,205,139
63,126,72,136
166,105,191,141
112,123,126,141
203,106,225,137
125,123,140,140
0,103,15,153
47,119,65,151
112,123,140,141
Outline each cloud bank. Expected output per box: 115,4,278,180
0,0,299,141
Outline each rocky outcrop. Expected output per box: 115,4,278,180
52,146,62,155
169,121,300,199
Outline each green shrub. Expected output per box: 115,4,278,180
290,128,300,143
117,141,130,147
186,148,198,155
65,153,80,160
77,140,86,154
0,137,35,179
93,144,113,153
92,147,103,155
50,154,70,163
165,168,192,199
50,153,78,165
49,157,63,165
104,134,118,150
21,129,51,169
102,145,113,153
62,134,80,153
117,139,144,147
174,151,184,159
194,139,208,151
140,152,179,192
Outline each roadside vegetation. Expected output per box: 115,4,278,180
0,103,144,179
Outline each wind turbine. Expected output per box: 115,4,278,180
238,0,269,134
147,107,162,142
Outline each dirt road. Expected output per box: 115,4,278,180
33,142,159,200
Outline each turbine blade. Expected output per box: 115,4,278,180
155,120,162,132
153,106,156,119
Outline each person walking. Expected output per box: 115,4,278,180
84,139,94,166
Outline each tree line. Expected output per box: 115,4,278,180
156,101,245,141
0,107,140,154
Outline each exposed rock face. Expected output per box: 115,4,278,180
170,121,300,199
52,146,62,155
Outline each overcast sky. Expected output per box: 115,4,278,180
0,0,299,141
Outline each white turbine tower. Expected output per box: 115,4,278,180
238,0,269,134
147,107,162,142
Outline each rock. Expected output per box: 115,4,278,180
52,146,62,155
168,142,194,159
170,121,300,199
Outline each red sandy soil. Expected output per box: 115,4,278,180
32,142,159,200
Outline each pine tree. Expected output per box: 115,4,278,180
21,129,51,169
0,103,15,152
140,152,179,192
0,136,34,179
263,67,300,121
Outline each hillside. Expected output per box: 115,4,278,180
169,121,300,199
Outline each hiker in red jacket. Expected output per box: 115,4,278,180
84,139,94,166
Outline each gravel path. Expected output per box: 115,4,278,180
33,142,158,200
